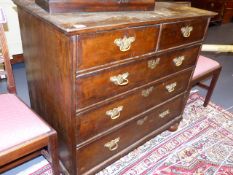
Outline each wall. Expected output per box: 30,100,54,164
0,0,23,56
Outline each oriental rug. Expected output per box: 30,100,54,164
98,93,233,175
4,93,233,175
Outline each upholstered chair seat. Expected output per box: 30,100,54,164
0,94,51,152
193,55,221,81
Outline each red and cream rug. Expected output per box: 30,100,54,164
98,93,233,175
4,93,233,175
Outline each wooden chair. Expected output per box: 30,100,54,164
190,55,222,107
0,8,59,174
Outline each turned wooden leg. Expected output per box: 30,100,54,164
168,122,180,132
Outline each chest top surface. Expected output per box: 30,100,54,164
13,0,215,35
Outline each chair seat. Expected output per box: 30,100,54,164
193,55,221,80
0,94,51,152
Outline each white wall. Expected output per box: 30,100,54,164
0,0,23,56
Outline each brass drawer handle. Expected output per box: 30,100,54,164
137,116,148,126
173,56,185,67
104,137,120,151
142,86,154,97
114,36,135,52
110,72,129,86
159,109,170,118
181,26,193,38
166,82,177,93
106,106,123,120
148,58,160,69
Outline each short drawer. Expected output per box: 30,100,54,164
158,18,208,50
76,95,185,174
76,46,199,109
76,68,192,143
77,25,159,70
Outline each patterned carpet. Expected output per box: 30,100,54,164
4,93,233,175
98,93,233,175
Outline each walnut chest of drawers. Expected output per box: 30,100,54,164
13,1,215,174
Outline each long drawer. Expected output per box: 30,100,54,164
158,18,208,50
77,25,159,70
76,94,185,174
76,68,192,144
76,45,200,109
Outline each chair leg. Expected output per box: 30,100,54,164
203,67,221,107
48,131,59,175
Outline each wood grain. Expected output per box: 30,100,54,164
35,0,156,13
13,0,214,174
159,18,208,50
77,94,185,174
76,46,200,109
76,68,193,144
77,25,159,70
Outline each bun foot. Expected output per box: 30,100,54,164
168,122,180,132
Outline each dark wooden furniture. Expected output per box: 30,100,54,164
35,0,156,13
13,1,215,174
191,55,221,107
188,0,233,23
189,0,226,23
0,9,59,174
223,0,233,23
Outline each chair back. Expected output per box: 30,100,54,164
0,7,16,93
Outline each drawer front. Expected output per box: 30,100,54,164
76,46,199,109
77,25,159,70
158,19,208,50
76,95,185,174
76,69,192,143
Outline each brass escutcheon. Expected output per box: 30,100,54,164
104,137,120,151
148,58,160,69
181,26,193,38
110,72,129,86
106,106,123,120
137,116,148,126
159,109,170,118
166,82,177,93
114,36,135,52
142,86,154,97
173,56,185,67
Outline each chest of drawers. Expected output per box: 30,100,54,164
13,1,215,174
